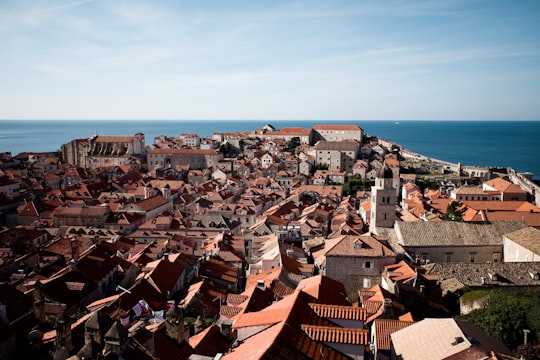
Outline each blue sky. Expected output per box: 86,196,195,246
1,0,539,120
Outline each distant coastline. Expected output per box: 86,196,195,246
0,120,538,179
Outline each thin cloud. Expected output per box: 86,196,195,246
31,0,93,14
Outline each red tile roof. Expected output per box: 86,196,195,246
373,319,415,350
188,324,231,357
301,324,369,345
309,303,367,321
313,125,362,131
149,148,219,155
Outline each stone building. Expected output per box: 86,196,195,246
321,233,396,301
313,124,363,143
147,148,223,171
53,205,110,228
62,133,146,169
254,127,314,145
395,220,527,264
315,141,359,174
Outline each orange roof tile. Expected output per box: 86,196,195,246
383,260,417,283
313,125,362,131
309,303,367,321
301,325,368,345
373,319,415,350
484,177,513,192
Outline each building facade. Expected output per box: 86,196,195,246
147,148,224,171
315,141,359,174
62,133,146,169
395,220,527,264
313,125,363,143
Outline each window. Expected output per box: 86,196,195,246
364,261,371,269
470,255,476,263
363,278,371,288
446,255,452,263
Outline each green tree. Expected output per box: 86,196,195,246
239,139,245,152
315,163,329,171
218,144,227,154
444,201,464,221
287,137,301,152
459,290,540,353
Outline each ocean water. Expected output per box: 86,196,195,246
0,120,538,179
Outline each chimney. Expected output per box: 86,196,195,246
70,237,79,261
144,182,151,199
194,316,204,334
220,320,236,341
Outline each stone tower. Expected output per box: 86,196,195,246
165,301,187,344
162,183,171,200
369,165,396,234
103,321,128,357
55,311,73,352
144,182,152,199
52,311,73,360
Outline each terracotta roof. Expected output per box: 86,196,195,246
309,303,367,321
199,258,238,284
454,186,487,195
296,275,350,305
18,201,39,217
54,206,109,217
143,258,185,294
474,210,540,227
326,234,395,258
225,289,353,360
463,200,540,212
266,127,312,136
134,194,169,211
383,260,417,283
373,319,415,351
65,281,86,291
227,294,249,305
232,306,286,328
220,305,243,318
313,125,362,131
484,177,513,192
149,148,219,155
301,324,369,345
188,324,231,357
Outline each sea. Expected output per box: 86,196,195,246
0,120,539,179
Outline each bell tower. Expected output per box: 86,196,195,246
369,165,396,234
